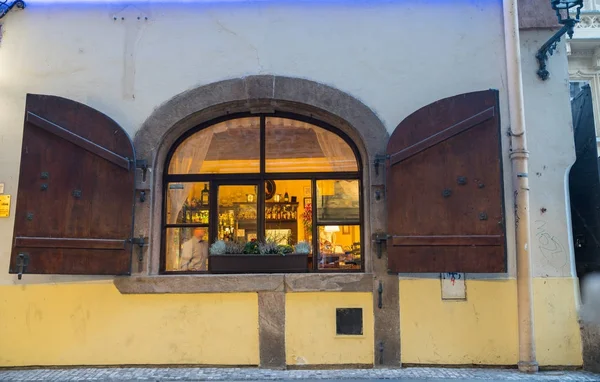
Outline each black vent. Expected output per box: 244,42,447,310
336,308,363,335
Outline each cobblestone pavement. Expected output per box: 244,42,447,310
0,367,598,382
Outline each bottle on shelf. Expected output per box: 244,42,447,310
284,190,289,203
200,184,209,206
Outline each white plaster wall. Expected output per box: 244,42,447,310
521,30,577,278
0,0,574,284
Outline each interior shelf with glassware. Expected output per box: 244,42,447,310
176,189,210,226
218,202,299,243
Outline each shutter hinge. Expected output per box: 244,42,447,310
129,159,149,179
131,159,149,202
128,235,147,262
372,233,391,259
377,281,383,309
374,154,389,177
16,252,29,280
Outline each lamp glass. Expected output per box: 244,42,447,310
551,0,582,9
551,0,583,23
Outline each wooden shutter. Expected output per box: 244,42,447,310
9,94,136,276
386,90,506,273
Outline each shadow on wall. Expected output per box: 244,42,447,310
580,273,600,372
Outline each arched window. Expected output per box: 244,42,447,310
162,114,362,274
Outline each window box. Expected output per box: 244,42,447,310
209,253,309,274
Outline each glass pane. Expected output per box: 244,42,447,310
168,117,260,174
317,225,361,270
316,180,360,223
165,227,210,272
570,81,590,101
218,185,258,242
165,182,210,225
265,117,358,173
264,179,312,246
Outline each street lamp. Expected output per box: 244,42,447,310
551,0,583,25
536,0,583,80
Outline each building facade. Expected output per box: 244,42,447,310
569,0,600,137
0,0,584,369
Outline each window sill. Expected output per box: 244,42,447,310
113,273,373,294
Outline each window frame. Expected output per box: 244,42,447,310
161,112,364,274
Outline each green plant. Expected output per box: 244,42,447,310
243,240,260,255
259,240,280,255
277,244,293,255
294,241,311,254
209,240,226,255
225,240,245,254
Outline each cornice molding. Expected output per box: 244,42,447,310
568,69,599,78
571,49,596,57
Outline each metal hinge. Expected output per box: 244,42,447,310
372,233,391,259
127,235,147,262
130,159,149,202
16,252,29,280
129,158,149,177
377,281,383,309
374,154,389,177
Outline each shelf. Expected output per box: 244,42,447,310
165,223,210,228
237,219,298,223
234,202,299,206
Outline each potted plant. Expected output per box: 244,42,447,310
208,239,310,274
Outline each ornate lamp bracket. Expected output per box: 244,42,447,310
0,0,25,20
536,0,583,81
536,19,578,81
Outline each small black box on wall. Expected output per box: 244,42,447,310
336,308,363,335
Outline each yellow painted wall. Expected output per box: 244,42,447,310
399,278,583,366
533,277,583,366
399,279,519,365
0,282,259,367
285,292,373,365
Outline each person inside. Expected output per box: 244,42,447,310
180,227,209,271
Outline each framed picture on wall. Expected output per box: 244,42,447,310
304,197,311,208
342,226,350,235
303,186,311,197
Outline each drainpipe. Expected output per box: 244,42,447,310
503,0,539,373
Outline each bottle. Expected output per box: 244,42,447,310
284,190,289,203
200,184,209,206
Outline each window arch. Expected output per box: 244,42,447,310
162,113,363,274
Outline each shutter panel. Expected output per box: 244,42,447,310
386,90,506,273
9,94,136,276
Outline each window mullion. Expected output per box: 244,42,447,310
260,115,266,174
258,180,265,242
258,116,266,241
311,178,318,272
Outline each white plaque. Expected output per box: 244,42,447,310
441,272,466,300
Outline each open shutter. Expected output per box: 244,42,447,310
386,90,506,273
9,94,136,276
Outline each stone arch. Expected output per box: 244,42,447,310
133,75,389,274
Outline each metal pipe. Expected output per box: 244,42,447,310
502,0,539,373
